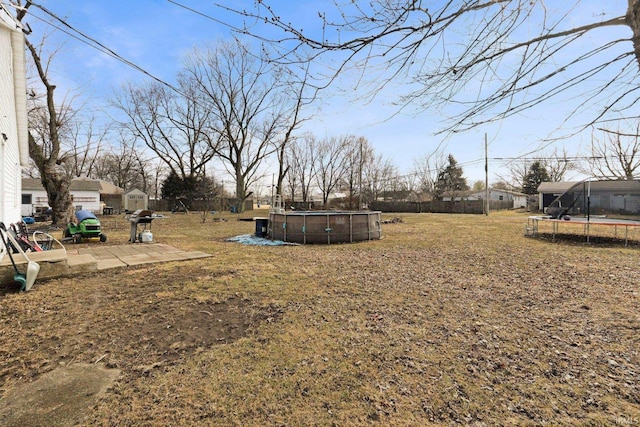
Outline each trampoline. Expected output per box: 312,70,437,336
526,179,640,246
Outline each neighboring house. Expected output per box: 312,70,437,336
22,178,103,216
441,191,479,202
469,188,528,209
123,188,148,212
0,7,28,224
69,177,105,213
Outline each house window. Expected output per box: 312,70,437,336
22,194,32,204
499,195,504,201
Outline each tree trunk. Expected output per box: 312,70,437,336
28,133,74,226
628,0,640,68
235,167,245,213
42,168,74,226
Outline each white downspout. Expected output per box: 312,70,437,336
11,29,28,167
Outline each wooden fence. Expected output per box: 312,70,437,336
369,200,514,214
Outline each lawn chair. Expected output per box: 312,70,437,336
9,222,42,252
0,222,40,291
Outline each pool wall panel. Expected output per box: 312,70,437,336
268,211,382,244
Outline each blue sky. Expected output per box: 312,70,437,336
9,0,634,186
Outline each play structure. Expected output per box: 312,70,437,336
526,179,640,246
63,210,107,243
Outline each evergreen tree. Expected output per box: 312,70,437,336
522,161,551,195
434,154,469,201
161,171,197,201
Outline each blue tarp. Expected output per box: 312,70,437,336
226,234,298,246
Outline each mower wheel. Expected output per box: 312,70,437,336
63,228,71,239
73,234,82,244
99,234,107,243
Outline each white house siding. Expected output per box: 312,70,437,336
22,189,101,215
21,188,48,217
71,190,101,213
469,189,528,209
21,188,101,216
0,14,23,224
22,179,103,216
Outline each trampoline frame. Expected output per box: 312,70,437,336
526,215,640,246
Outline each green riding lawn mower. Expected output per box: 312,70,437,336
63,210,107,243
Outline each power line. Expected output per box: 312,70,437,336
491,156,602,162
6,1,185,97
166,0,234,29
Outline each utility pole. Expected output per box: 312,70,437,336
484,133,489,216
358,137,363,211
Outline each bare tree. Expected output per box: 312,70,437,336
492,181,512,191
219,1,636,138
472,180,485,192
62,117,109,179
314,135,352,207
285,133,317,204
586,125,640,180
413,147,447,198
500,161,532,191
501,148,573,188
182,39,295,212
114,79,216,182
402,173,420,201
18,3,75,225
340,137,372,209
545,148,574,182
92,133,150,191
363,153,397,204
273,62,315,197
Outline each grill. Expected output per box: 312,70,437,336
128,210,155,243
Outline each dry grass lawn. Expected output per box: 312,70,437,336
1,210,639,426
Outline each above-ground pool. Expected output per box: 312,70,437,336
268,211,382,244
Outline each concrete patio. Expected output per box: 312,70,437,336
0,243,213,285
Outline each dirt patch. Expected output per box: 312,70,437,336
0,264,284,425
0,364,120,427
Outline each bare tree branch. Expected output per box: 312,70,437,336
214,1,638,138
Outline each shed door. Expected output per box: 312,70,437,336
542,193,557,209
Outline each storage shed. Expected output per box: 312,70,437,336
98,180,124,213
538,180,640,215
537,182,577,212
123,189,148,212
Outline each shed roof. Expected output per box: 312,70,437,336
537,182,579,193
70,177,102,191
98,180,125,194
538,180,640,194
21,178,44,191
